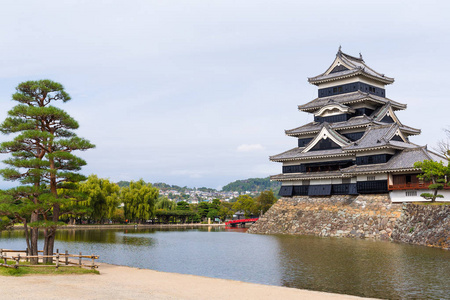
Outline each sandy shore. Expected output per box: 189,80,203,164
0,262,376,300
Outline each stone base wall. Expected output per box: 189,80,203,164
391,204,450,250
248,194,402,240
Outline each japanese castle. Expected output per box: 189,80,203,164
272,48,446,202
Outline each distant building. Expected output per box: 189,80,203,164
271,48,448,202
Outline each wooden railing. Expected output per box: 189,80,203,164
0,249,99,270
388,183,450,191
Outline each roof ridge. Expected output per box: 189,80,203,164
384,123,401,141
338,49,392,79
285,121,320,134
338,48,364,63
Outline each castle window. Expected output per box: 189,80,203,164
405,191,417,197
332,86,343,93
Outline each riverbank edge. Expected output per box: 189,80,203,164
0,261,377,300
11,223,226,230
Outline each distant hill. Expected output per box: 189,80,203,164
221,177,281,193
116,177,280,194
117,181,130,188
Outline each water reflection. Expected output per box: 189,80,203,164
1,228,449,299
276,235,450,299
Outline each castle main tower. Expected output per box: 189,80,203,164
271,48,444,201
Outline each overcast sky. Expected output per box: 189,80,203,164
0,1,449,189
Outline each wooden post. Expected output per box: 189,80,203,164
91,254,95,270
65,250,69,266
79,252,82,268
26,248,29,262
16,254,20,268
56,253,59,270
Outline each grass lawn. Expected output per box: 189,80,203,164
0,261,99,276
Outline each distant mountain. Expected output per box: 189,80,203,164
221,177,281,193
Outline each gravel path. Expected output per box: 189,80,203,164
0,263,377,300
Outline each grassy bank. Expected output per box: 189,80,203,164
0,261,99,276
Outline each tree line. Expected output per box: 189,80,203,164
2,174,277,226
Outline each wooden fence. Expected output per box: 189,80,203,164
0,249,99,270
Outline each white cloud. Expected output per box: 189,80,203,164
236,144,265,152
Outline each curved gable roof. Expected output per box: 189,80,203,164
308,48,395,85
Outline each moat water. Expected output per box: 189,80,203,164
1,227,449,299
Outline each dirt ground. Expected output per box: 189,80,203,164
0,262,377,300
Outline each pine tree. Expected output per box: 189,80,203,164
413,160,450,202
0,80,94,263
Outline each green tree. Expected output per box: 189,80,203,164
176,200,190,211
78,175,120,223
232,195,257,218
155,196,176,210
210,198,221,210
0,215,10,230
256,190,277,215
217,202,234,222
0,80,94,263
111,207,125,223
197,202,209,220
413,160,450,202
122,179,159,223
205,199,221,221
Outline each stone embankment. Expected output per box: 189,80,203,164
248,195,450,249
248,194,402,240
391,204,450,250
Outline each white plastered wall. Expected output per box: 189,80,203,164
390,190,450,202
357,174,388,181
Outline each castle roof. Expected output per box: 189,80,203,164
270,147,352,162
342,147,446,175
343,123,416,152
285,115,420,137
308,48,395,85
298,91,406,112
301,124,351,152
271,147,445,181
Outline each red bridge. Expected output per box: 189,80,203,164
225,218,259,227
